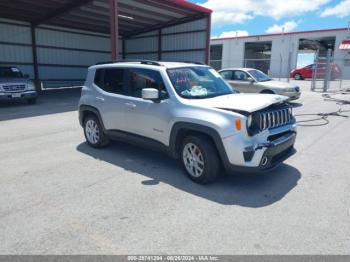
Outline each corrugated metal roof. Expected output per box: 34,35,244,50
0,0,211,36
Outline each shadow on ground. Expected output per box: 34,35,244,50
77,141,301,207
0,88,81,121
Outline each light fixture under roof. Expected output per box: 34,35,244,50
118,14,134,20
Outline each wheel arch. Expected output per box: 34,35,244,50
79,105,106,131
169,122,230,167
260,89,275,94
294,73,303,79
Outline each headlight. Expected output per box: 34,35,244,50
285,88,296,92
27,82,35,90
247,115,253,128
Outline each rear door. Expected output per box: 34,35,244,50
93,67,128,131
303,64,314,78
220,70,247,92
219,70,234,86
230,70,255,93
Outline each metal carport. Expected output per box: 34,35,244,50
0,0,211,89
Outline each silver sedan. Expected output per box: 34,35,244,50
219,68,301,100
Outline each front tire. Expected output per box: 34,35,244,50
181,135,220,184
84,114,110,148
260,90,274,94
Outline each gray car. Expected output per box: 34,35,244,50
0,66,37,104
219,68,301,100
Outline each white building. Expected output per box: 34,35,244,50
210,28,350,79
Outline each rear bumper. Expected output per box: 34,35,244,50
222,130,297,174
0,91,37,101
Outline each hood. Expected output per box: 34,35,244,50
0,78,30,84
258,80,297,89
185,93,289,113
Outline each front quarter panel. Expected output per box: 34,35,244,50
168,105,245,141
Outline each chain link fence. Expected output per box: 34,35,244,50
210,50,350,92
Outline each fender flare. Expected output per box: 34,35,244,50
169,122,230,168
79,105,106,131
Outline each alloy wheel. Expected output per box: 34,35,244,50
182,143,205,178
85,119,100,144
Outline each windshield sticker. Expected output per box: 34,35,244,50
169,70,194,85
11,68,20,72
209,69,221,78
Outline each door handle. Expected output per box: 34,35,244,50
125,102,136,109
96,96,104,102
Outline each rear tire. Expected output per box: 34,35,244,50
27,98,36,104
83,114,110,148
294,74,302,80
181,135,220,184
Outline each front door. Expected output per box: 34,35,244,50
123,68,171,145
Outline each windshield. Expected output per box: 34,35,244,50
0,67,24,78
248,69,271,82
167,67,234,99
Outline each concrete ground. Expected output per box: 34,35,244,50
0,87,349,254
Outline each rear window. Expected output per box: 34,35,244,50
219,70,233,80
94,68,125,95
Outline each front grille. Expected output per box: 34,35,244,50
258,108,293,131
2,84,26,92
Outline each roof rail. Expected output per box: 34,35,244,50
94,59,162,66
140,60,162,66
183,61,206,65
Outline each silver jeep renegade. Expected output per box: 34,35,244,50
79,61,297,184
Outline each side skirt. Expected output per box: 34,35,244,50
105,130,172,156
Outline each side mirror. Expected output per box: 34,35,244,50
23,74,29,78
247,77,254,83
142,88,159,102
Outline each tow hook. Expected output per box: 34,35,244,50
254,142,273,151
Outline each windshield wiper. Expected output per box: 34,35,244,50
181,95,208,99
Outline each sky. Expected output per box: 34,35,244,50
189,0,350,38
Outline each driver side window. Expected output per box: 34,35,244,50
232,71,250,81
128,68,169,100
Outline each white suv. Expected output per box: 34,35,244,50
79,61,297,184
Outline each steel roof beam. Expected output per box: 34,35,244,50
131,0,195,16
32,0,94,26
124,13,206,38
84,3,170,24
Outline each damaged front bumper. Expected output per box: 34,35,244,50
222,125,297,174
